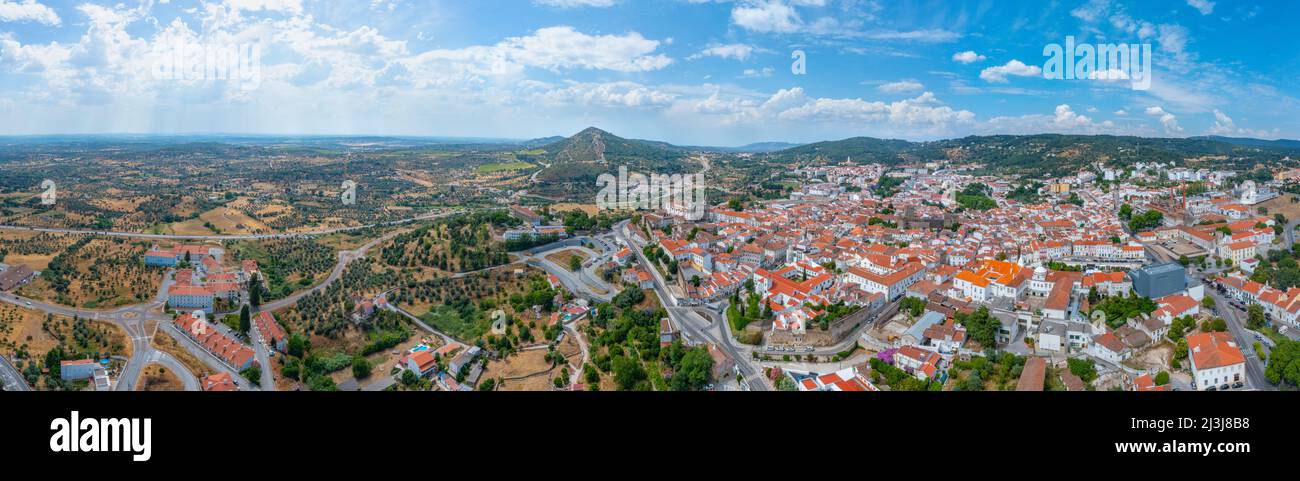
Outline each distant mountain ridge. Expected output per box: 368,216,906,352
1192,135,1300,149
761,133,1300,178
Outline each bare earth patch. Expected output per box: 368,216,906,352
137,363,184,391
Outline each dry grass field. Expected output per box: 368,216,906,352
151,329,215,379
137,363,184,391
199,205,271,234
17,238,162,309
1257,193,1300,223
0,304,62,355
481,349,557,391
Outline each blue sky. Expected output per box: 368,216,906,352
0,0,1297,146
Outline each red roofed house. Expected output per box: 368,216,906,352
254,311,288,352
893,345,942,381
1133,373,1171,392
406,350,439,378
202,372,237,391
1187,332,1245,391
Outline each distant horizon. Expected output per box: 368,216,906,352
1,1,1297,145
1,130,1296,150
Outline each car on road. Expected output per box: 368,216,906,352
1233,381,1244,389
1220,383,1230,391
805,347,815,352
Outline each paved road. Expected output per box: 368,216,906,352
614,220,768,391
1205,287,1275,391
0,353,30,391
247,311,277,391
522,249,615,303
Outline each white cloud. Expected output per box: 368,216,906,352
1145,106,1183,134
731,0,803,34
877,80,923,94
982,104,1118,135
1186,0,1214,15
402,25,673,83
1070,0,1112,23
862,29,960,43
227,0,304,15
534,0,617,7
533,80,675,108
979,59,1040,83
0,0,60,26
951,50,985,64
1205,109,1280,138
769,89,975,128
741,67,773,78
689,43,757,61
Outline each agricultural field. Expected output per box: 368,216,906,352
226,237,336,300
0,231,80,271
409,270,554,343
475,161,534,174
16,236,164,309
376,212,517,274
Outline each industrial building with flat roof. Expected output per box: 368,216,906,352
1128,262,1188,299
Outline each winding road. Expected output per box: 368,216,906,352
614,220,769,391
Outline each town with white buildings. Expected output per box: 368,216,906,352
605,159,1300,392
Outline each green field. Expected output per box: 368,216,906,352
420,304,490,341
475,161,535,173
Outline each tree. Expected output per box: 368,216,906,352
238,304,251,336
1265,339,1300,386
287,333,310,358
668,345,714,391
1246,305,1266,330
1067,358,1098,382
612,355,647,391
956,306,1000,348
401,369,418,387
1119,203,1133,220
1201,296,1216,309
1154,371,1170,386
248,273,263,307
241,365,261,384
568,255,582,272
352,355,372,379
